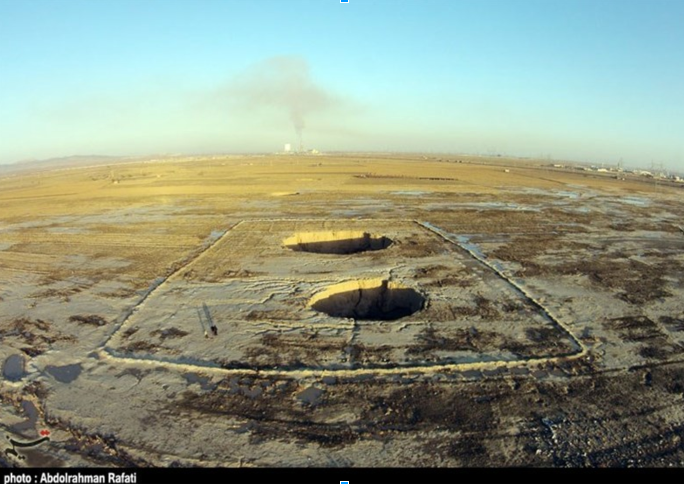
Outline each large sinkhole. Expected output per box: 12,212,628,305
309,279,426,321
283,231,392,255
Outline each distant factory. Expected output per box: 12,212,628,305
279,143,320,155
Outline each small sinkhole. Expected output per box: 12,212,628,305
309,279,425,321
283,231,392,255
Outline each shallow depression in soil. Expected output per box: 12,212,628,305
2,354,25,382
283,230,392,254
309,278,425,321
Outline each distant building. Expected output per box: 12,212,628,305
284,143,292,153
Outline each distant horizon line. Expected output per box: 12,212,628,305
1,150,681,175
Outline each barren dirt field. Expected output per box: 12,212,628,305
2,154,684,467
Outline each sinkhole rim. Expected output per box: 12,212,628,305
283,230,393,255
308,278,426,321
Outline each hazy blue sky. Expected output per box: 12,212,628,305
1,0,683,169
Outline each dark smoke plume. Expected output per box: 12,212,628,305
225,56,337,148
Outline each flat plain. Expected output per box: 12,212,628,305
1,153,684,467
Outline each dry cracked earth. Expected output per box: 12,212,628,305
1,154,684,468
